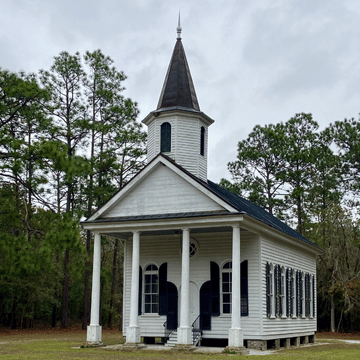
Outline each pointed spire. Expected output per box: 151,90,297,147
177,11,182,39
156,18,200,112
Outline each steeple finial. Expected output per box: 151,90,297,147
177,11,182,39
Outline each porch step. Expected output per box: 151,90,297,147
165,330,177,347
165,329,202,347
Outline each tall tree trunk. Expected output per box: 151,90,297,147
330,294,335,332
61,248,70,329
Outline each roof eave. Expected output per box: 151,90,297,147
142,107,214,126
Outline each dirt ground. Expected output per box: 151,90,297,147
0,327,123,345
316,331,360,340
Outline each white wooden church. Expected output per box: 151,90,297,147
83,24,321,351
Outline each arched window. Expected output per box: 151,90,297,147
301,272,305,317
270,264,275,317
160,122,171,153
221,262,232,314
266,262,275,318
144,264,158,313
221,261,249,315
200,126,205,156
309,274,313,318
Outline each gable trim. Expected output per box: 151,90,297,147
87,154,237,222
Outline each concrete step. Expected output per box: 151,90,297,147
165,331,177,347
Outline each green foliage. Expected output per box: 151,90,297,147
327,117,360,199
0,50,143,329
226,123,287,217
223,112,360,331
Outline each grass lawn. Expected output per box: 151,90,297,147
0,329,359,359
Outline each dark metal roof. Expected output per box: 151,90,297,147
205,180,317,248
156,38,200,111
90,210,231,223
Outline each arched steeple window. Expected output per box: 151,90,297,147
200,126,205,156
161,122,171,153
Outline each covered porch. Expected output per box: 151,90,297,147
84,212,252,350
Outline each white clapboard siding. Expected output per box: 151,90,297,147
260,235,317,336
147,121,156,161
123,230,261,339
103,164,224,218
145,114,209,181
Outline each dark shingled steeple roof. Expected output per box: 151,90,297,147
156,36,200,112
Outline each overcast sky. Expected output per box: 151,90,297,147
1,0,360,182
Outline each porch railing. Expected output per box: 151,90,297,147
163,314,175,342
191,315,202,346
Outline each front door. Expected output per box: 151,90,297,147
200,281,211,330
189,281,199,325
167,282,178,330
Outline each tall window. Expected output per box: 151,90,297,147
271,264,276,316
309,274,314,318
144,264,158,313
221,261,248,315
160,122,171,153
200,126,205,156
267,263,275,317
281,267,286,317
221,262,232,314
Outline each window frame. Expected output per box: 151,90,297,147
143,264,159,314
160,122,171,153
269,263,275,318
200,126,205,156
280,266,286,317
301,271,305,318
221,261,232,315
310,274,314,318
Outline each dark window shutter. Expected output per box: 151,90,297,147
138,266,142,315
296,271,300,317
286,268,290,317
305,273,310,317
279,265,282,316
298,271,304,317
313,276,316,317
274,265,280,317
290,269,294,317
210,261,220,316
241,260,248,316
159,263,168,315
266,262,270,317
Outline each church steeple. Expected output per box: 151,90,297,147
156,22,200,112
142,22,214,182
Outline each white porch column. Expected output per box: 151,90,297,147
126,231,141,343
229,224,243,347
177,228,192,344
87,233,102,344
